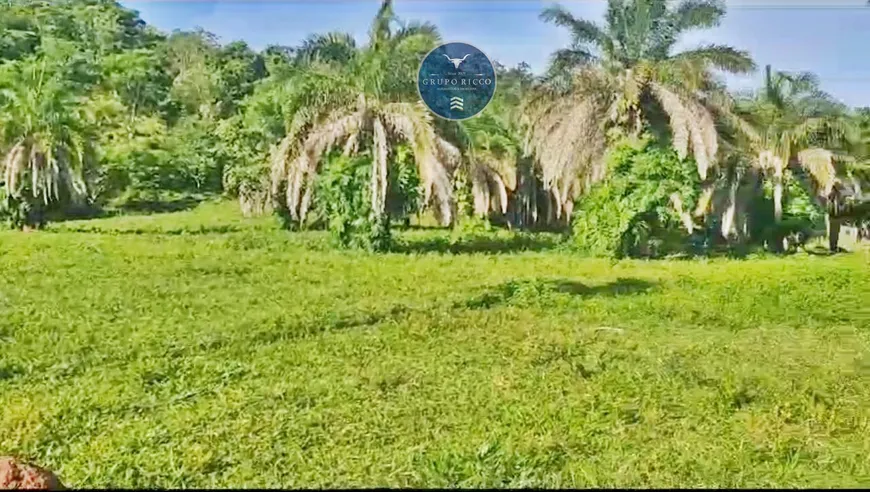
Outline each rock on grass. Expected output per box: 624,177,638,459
0,457,64,490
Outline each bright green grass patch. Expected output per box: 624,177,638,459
2,202,870,487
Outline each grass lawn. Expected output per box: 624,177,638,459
1,201,869,488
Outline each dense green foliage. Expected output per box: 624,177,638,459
2,202,870,487
311,152,392,251
385,144,423,224
265,0,462,250
1,0,867,252
572,139,700,258
529,1,869,252
0,0,270,226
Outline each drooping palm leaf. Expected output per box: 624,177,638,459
0,55,92,226
532,0,754,220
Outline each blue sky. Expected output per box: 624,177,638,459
121,0,870,107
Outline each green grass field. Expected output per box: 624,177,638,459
2,201,869,488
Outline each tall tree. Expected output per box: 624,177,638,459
455,63,533,223
0,52,94,228
163,30,222,118
528,0,755,220
735,65,854,250
270,0,459,228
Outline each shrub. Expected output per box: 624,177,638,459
571,137,700,258
747,169,828,250
385,144,422,226
312,152,393,252
450,214,493,245
1,193,46,230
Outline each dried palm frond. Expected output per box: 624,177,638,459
490,173,509,214
272,108,364,222
468,158,512,217
239,177,272,217
694,104,719,181
524,71,611,218
381,102,456,224
650,83,690,159
371,116,389,215
757,150,784,175
670,192,696,234
693,184,714,217
649,82,717,179
797,148,837,197
3,141,27,197
342,132,359,156
434,136,461,172
269,135,295,201
755,150,786,221
2,138,87,206
720,178,739,239
470,165,491,217
527,62,725,222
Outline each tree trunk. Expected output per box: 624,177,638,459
670,193,695,234
826,213,841,252
770,171,784,252
773,173,783,223
529,181,538,227
563,199,574,224
546,191,556,226
371,117,389,218
721,179,739,240
555,195,563,226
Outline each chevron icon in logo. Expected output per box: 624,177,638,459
449,96,464,110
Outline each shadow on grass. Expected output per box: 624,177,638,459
49,195,212,222
248,304,412,344
400,224,447,231
803,245,850,256
46,195,211,223
460,277,657,309
48,225,244,235
246,278,654,344
116,196,206,214
394,234,565,255
551,278,656,296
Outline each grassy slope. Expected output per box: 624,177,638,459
1,201,869,487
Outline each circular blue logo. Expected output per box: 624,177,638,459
417,42,496,121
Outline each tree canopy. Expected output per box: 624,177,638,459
0,0,867,254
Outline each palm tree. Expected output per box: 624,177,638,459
458,108,519,219
0,55,92,229
452,62,541,227
454,63,531,221
528,0,755,221
270,0,459,227
735,65,854,250
852,108,870,191
293,32,358,66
